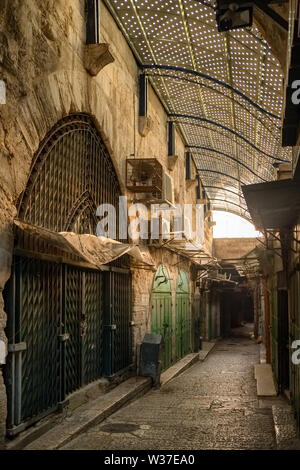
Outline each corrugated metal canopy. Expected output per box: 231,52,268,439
104,0,292,221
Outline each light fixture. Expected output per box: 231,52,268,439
216,1,253,32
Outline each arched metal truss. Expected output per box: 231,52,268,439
188,146,269,181
212,206,252,223
203,186,248,207
104,0,292,219
211,198,249,212
196,168,249,185
143,64,281,120
170,113,287,162
204,185,243,198
146,71,281,135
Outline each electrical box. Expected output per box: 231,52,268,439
139,333,163,386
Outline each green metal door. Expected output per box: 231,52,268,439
175,270,191,360
151,265,172,370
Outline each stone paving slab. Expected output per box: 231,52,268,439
62,338,280,450
23,377,151,450
255,364,277,396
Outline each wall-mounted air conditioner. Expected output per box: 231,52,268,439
126,158,174,205
126,158,163,195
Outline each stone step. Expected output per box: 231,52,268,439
22,377,151,450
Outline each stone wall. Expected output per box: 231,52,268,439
0,0,211,441
213,238,260,261
131,247,196,368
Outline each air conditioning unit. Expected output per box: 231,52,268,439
126,158,174,205
162,171,174,205
126,158,163,195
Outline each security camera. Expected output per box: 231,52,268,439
216,1,253,32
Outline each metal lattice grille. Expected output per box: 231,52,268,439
83,271,104,384
4,114,132,435
64,266,82,396
17,258,61,423
103,271,133,377
18,114,121,235
111,271,132,374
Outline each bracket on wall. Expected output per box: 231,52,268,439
84,43,114,76
138,115,153,137
138,73,152,137
186,179,198,190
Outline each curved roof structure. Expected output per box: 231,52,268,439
105,0,292,221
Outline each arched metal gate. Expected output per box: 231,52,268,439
4,114,132,436
151,265,172,370
175,270,191,361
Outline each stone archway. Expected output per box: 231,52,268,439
0,68,127,443
1,111,133,437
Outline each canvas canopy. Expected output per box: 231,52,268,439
14,219,154,269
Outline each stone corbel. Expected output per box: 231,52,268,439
185,178,198,190
84,43,114,77
167,155,178,171
138,115,153,137
196,198,206,205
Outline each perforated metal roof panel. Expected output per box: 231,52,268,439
104,0,292,221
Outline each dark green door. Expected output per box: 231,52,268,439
151,265,172,370
175,270,191,360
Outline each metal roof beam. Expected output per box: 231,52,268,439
142,64,281,120
170,113,287,162
190,146,269,181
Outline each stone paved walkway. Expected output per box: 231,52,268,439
62,338,277,450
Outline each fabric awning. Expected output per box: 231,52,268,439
242,179,300,230
14,220,154,269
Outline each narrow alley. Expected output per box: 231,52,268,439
62,337,277,451
1,0,300,455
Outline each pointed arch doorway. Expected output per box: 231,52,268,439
4,114,132,436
